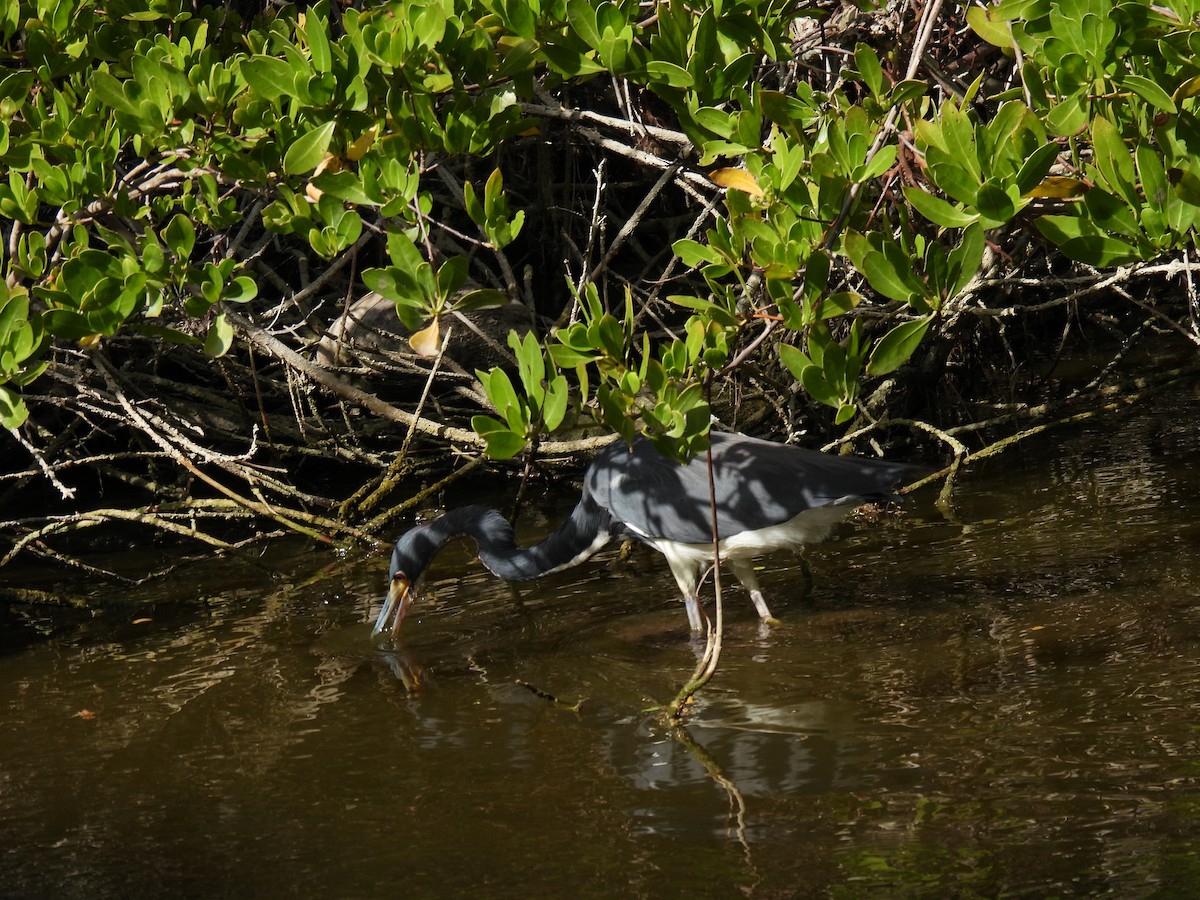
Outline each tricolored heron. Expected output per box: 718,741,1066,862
373,432,918,637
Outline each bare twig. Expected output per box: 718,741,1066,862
228,310,619,457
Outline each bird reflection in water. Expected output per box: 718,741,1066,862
375,643,423,691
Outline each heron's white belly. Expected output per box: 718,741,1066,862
636,502,858,567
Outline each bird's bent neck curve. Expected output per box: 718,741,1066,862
399,494,614,583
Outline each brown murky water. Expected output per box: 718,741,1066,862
4,393,1200,897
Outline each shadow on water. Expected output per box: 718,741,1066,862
5,393,1200,897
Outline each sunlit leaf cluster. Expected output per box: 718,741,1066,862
1,0,1198,455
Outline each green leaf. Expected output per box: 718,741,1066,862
539,40,606,77
40,308,89,340
927,162,980,206
284,120,336,175
645,60,694,88
1137,144,1170,215
975,179,1018,226
1058,235,1141,267
310,170,379,206
672,239,722,268
1035,213,1088,245
946,222,984,299
867,316,932,376
436,256,470,298
1123,74,1175,113
818,291,861,319
854,43,885,97
965,5,1013,48
241,56,297,101
224,276,258,304
1169,167,1200,206
0,288,31,347
889,79,928,106
471,414,527,459
1084,188,1140,238
1015,143,1062,195
510,330,545,398
903,186,978,228
463,179,484,228
938,102,981,182
1046,94,1088,137
549,342,598,368
668,294,737,327
454,289,508,312
566,0,601,50
1091,116,1138,207
204,312,234,358
778,342,813,381
481,367,525,432
163,214,195,261
301,8,332,73
799,363,841,409
0,384,27,428
860,249,921,305
130,324,204,346
91,71,137,115
542,375,569,431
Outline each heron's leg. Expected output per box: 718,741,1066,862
728,558,778,623
661,551,706,632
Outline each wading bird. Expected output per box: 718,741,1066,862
373,432,918,637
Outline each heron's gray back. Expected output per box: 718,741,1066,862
585,432,916,545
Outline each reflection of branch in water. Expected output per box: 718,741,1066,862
670,724,757,878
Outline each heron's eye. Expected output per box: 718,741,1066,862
392,572,406,583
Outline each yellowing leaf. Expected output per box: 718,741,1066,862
1174,74,1200,103
708,167,764,198
1025,176,1088,199
346,126,377,161
305,154,342,201
408,318,441,357
313,153,341,177
78,334,102,349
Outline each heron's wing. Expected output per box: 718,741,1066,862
586,433,919,544
585,439,714,543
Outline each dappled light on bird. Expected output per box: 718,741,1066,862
373,432,922,639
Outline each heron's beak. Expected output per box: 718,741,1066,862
371,573,413,638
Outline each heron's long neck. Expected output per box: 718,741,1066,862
434,494,615,581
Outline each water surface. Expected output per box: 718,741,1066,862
4,397,1200,897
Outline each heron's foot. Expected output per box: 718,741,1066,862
749,590,775,623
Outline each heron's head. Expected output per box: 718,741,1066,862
372,525,439,639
